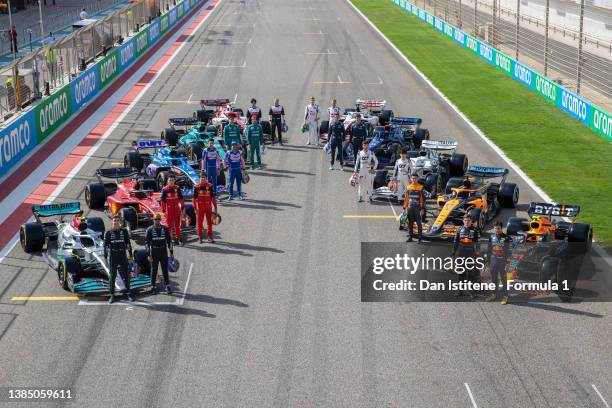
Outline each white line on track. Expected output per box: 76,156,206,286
188,93,193,103
464,383,479,408
387,198,398,218
178,262,194,306
593,384,611,408
346,0,612,267
0,0,221,263
366,75,384,85
232,93,238,105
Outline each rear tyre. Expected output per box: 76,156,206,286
540,257,560,284
467,207,485,230
85,182,107,209
162,128,178,146
156,171,170,192
188,142,203,161
119,207,137,231
124,151,144,172
86,217,106,236
319,120,329,136
445,177,464,194
414,128,429,149
20,223,45,253
498,183,519,208
568,223,593,253
184,203,196,226
260,120,271,135
373,170,388,190
379,110,393,125
449,153,468,177
506,217,529,235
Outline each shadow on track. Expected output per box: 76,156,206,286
511,301,604,318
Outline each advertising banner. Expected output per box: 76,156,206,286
118,38,137,71
135,29,149,57
558,88,590,125
0,110,36,177
98,48,119,89
35,85,72,143
591,106,612,141
70,65,99,112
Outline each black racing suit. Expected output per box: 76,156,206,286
328,121,345,166
145,224,173,287
104,228,132,295
487,233,511,297
349,122,369,162
453,226,481,289
269,105,285,144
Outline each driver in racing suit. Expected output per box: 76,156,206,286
486,221,511,304
246,98,262,122
145,213,173,295
201,138,221,193
391,149,411,201
224,142,245,200
403,173,430,242
453,216,481,298
348,114,368,163
328,98,341,119
328,114,345,170
160,175,185,244
269,98,285,145
193,171,218,243
303,96,320,146
223,114,242,148
353,140,378,202
104,215,133,304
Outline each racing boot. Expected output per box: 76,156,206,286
208,235,215,243
500,296,509,305
406,236,413,243
151,286,158,295
108,295,115,304
166,285,173,295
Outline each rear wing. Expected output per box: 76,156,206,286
389,117,422,126
421,140,457,151
528,202,580,217
466,165,508,178
355,99,386,109
32,202,81,218
168,117,198,127
95,167,139,180
132,140,168,150
200,98,231,107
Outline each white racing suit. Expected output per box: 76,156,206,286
392,158,411,200
304,104,320,145
354,150,379,201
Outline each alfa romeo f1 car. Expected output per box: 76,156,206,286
504,202,592,301
417,166,519,239
85,167,196,233
19,202,151,294
199,98,272,142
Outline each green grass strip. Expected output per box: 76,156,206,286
352,0,612,247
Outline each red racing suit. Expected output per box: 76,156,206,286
161,185,184,239
192,181,217,238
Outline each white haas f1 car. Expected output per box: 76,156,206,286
320,99,393,141
19,202,151,295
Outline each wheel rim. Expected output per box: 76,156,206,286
58,263,65,285
85,187,90,206
513,187,519,204
19,227,26,248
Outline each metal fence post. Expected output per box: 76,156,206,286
544,0,550,75
473,0,478,36
515,0,520,60
576,0,585,95
458,0,462,28
492,0,497,47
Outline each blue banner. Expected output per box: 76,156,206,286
0,110,37,178
70,65,99,112
148,20,161,44
558,89,591,125
511,61,534,89
118,38,136,71
169,8,177,26
478,42,494,64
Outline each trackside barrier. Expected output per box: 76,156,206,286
0,0,201,179
390,0,612,142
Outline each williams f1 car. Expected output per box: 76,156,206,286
84,167,196,233
413,166,519,239
504,202,592,301
19,202,151,294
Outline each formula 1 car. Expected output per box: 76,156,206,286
19,202,151,294
199,99,273,142
123,139,217,193
160,116,228,161
504,202,593,301
387,117,430,149
368,125,418,169
415,166,519,239
319,99,392,141
84,167,196,233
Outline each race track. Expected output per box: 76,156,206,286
0,0,611,406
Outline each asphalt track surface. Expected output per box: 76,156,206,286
0,0,611,406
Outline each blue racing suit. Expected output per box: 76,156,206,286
224,150,245,198
201,147,221,192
